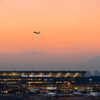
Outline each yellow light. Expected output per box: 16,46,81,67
40,73,42,75
26,82,34,83
49,73,51,76
63,81,67,83
13,73,15,76
56,81,59,83
6,91,8,93
22,73,24,75
18,79,21,81
4,73,6,76
34,82,44,83
56,73,60,77
65,73,69,78
74,73,78,77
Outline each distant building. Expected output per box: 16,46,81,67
85,71,92,77
98,72,100,76
94,70,99,76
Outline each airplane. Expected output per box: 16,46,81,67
75,89,88,93
72,89,87,97
45,92,59,99
73,91,83,97
29,89,40,94
33,31,40,34
87,92,100,98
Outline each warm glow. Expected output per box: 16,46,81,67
56,73,60,77
40,73,42,75
63,81,67,83
56,81,59,83
22,73,24,75
74,73,78,77
0,0,100,71
4,73,6,76
65,73,69,78
13,73,15,76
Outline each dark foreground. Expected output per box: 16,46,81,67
0,94,100,100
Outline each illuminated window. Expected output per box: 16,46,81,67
34,81,44,83
63,81,67,83
40,73,42,75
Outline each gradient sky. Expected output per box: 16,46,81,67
0,0,100,71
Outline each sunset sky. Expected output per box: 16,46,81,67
0,0,100,71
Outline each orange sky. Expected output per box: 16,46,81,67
0,0,100,71
0,0,100,53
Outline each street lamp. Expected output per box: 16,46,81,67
28,82,30,98
4,79,7,90
44,79,47,92
89,79,92,90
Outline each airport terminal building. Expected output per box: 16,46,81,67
0,70,100,92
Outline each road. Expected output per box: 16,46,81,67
0,94,100,100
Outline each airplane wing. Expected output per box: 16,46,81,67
33,31,37,33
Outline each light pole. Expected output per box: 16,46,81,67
28,82,30,98
89,79,92,90
44,79,47,92
4,79,7,89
